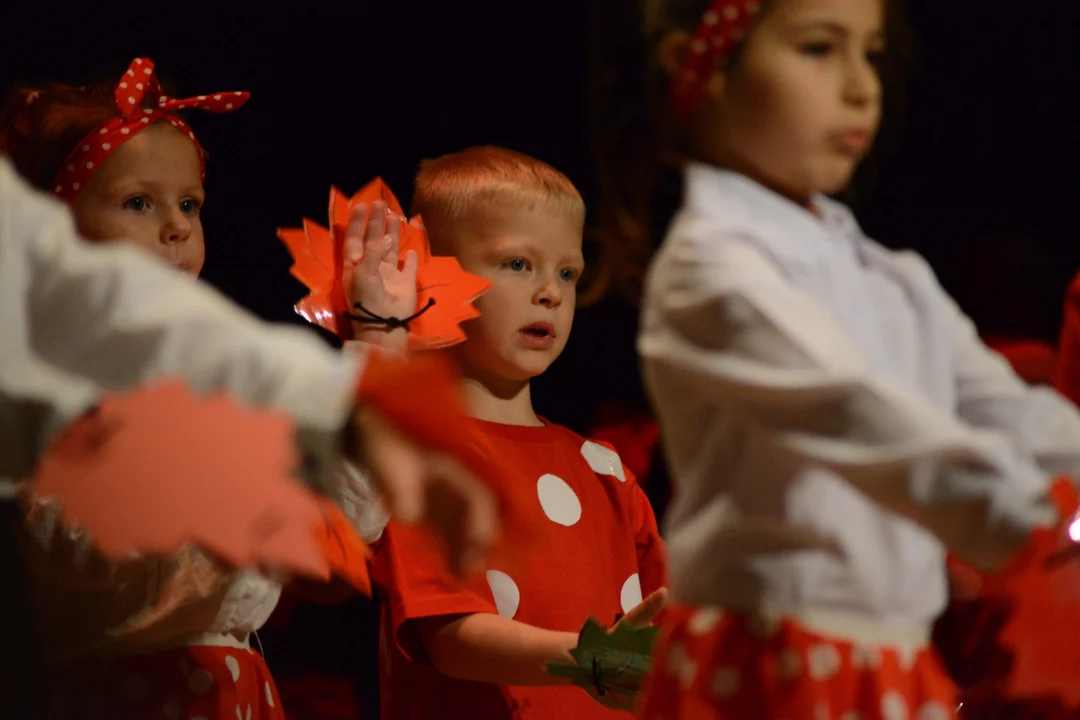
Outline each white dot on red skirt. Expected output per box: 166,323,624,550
265,681,276,707
188,668,214,695
814,704,830,720
225,655,240,682
916,702,952,720
881,691,908,720
851,644,880,670
840,713,863,720
808,643,841,680
687,607,722,636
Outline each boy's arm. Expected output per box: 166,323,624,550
413,583,669,689
415,613,578,686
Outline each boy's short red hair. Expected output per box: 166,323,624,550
411,146,585,252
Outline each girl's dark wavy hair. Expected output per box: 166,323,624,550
583,0,913,306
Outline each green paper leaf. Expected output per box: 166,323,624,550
547,617,660,697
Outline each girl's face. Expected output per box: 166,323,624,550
72,123,206,276
695,0,885,203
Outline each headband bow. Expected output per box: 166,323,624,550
670,0,762,120
52,58,249,202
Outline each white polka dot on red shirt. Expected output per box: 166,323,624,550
580,441,626,482
536,474,581,526
225,654,240,682
620,573,643,613
101,143,110,150
486,569,520,619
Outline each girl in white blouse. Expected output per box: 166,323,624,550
0,60,485,717
592,1,1080,718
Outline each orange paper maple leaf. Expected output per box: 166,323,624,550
280,178,492,349
30,380,371,593
968,479,1080,709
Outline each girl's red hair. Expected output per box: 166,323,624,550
0,83,122,192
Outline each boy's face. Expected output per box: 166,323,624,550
451,206,585,385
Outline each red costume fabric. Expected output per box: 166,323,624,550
372,418,667,719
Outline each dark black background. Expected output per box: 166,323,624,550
6,3,1078,433
4,2,1078,711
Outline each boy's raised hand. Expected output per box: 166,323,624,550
343,201,419,350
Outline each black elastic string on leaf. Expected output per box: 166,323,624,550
592,656,606,696
345,297,435,332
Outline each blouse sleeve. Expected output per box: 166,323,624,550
929,262,1080,479
639,230,1058,569
0,158,360,491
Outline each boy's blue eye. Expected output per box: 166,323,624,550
508,259,527,272
559,268,576,282
123,196,147,211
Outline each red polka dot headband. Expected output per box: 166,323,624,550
670,0,763,120
51,58,249,202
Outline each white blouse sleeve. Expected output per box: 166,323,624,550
940,284,1080,478
0,158,361,491
640,232,1057,568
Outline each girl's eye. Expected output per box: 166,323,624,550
559,268,577,283
507,258,527,272
801,42,834,57
180,198,202,215
123,195,148,212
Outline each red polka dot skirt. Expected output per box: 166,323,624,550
45,643,284,719
638,605,957,720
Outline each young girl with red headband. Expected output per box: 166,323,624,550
0,58,387,719
590,1,1080,718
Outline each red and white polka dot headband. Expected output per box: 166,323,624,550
670,0,763,120
51,58,249,202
